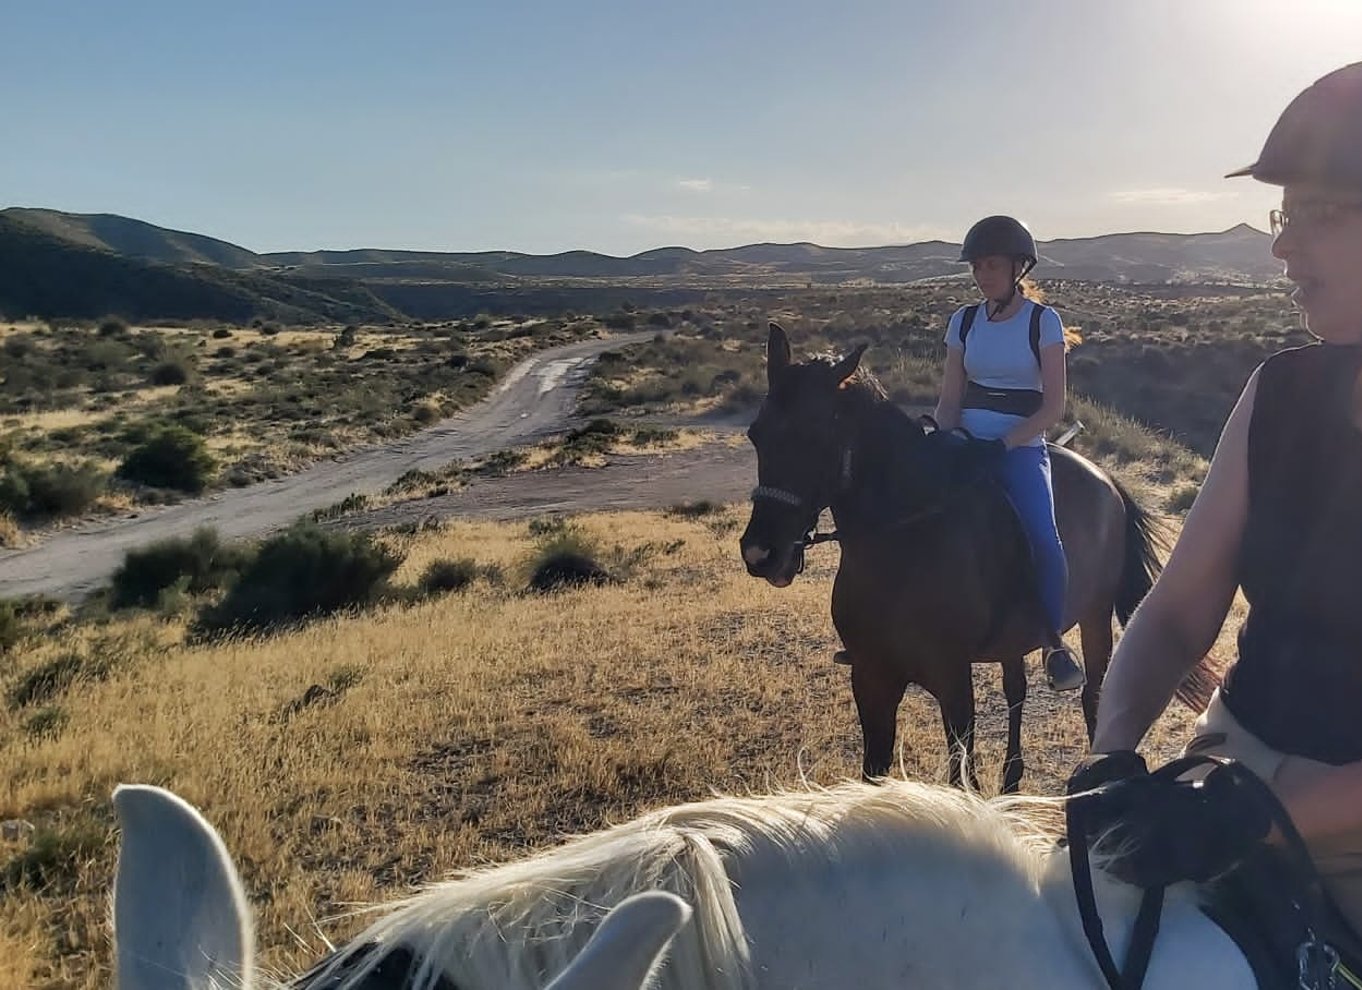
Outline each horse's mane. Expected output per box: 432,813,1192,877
309,779,1068,990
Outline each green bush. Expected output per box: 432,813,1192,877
117,425,216,493
110,527,253,609
524,525,614,592
0,458,106,520
193,523,402,636
148,359,192,386
419,558,480,595
97,316,129,338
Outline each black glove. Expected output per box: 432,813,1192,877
1090,762,1274,888
1067,750,1148,796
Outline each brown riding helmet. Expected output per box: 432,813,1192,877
1228,61,1362,188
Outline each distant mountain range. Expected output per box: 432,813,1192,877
0,206,1283,323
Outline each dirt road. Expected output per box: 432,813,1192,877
0,331,680,601
346,442,756,531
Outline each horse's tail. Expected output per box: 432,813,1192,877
1112,476,1167,626
1113,476,1221,712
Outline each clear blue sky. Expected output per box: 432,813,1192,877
6,1,1362,255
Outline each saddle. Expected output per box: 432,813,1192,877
1201,849,1362,989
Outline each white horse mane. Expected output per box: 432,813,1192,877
313,778,1069,990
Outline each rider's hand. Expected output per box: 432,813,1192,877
1066,750,1148,796
1094,762,1275,888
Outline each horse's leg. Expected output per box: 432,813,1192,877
1077,610,1114,743
851,659,908,782
1000,656,1027,794
937,663,978,790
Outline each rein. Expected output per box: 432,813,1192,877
1067,754,1344,990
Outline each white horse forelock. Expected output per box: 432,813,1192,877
311,777,1084,990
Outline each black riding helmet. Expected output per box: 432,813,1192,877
1227,61,1362,189
959,215,1038,315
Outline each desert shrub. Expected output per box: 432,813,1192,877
193,523,402,635
97,316,129,338
524,525,614,592
117,425,216,493
0,458,106,519
109,527,254,609
148,359,193,386
419,558,480,595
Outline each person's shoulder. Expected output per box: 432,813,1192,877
1257,342,1329,383
1030,300,1062,321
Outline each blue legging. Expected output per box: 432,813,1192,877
997,444,1068,634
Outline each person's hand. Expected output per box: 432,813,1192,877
1067,750,1148,795
1086,762,1274,888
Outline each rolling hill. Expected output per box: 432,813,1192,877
0,206,1284,323
0,213,401,324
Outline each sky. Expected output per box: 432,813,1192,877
6,1,1362,256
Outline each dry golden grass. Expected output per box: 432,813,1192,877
0,508,1220,989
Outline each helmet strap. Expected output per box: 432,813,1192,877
987,258,1036,319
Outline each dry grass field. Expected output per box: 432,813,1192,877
0,505,1232,989
0,280,1288,987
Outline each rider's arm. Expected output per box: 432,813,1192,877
1002,342,1066,449
934,346,966,431
1091,369,1260,753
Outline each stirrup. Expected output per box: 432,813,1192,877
1045,647,1086,692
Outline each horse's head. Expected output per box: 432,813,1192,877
111,784,691,990
739,322,867,587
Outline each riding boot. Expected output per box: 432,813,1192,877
1044,645,1086,692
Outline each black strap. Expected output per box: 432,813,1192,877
1029,302,1044,368
1067,796,1164,990
957,303,980,351
958,301,1047,369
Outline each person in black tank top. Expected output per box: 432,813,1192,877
1075,62,1362,939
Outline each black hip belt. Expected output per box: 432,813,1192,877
962,381,1043,417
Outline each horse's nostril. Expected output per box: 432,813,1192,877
743,545,770,566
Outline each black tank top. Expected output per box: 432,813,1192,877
1220,343,1362,764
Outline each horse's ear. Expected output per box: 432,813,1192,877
546,891,692,990
833,343,868,387
767,322,791,384
113,784,255,990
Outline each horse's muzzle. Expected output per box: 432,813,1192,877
740,539,802,587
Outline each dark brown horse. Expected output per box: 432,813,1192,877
739,324,1209,792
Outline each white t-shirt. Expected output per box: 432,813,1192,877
943,300,1065,445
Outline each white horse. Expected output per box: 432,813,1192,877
112,778,1258,990
112,785,690,990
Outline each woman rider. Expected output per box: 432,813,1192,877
1079,61,1362,937
929,214,1086,694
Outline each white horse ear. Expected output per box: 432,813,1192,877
546,891,691,990
113,784,254,990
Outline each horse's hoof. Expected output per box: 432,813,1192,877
833,650,852,665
